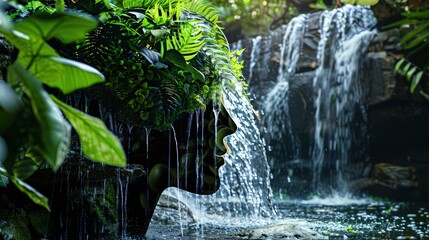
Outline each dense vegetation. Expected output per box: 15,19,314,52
0,0,243,221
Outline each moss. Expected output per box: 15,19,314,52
0,207,31,240
87,181,118,236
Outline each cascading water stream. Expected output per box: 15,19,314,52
310,6,376,195
264,15,308,163
258,5,377,196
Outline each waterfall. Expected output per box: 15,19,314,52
156,51,276,235
310,6,376,194
161,75,276,226
252,5,378,196
264,15,308,164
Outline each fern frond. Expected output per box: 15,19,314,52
122,0,177,9
186,0,219,25
150,75,181,113
182,11,246,96
161,22,204,61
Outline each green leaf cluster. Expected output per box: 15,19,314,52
72,0,246,130
0,10,126,210
385,6,429,98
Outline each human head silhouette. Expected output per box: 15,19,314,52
126,100,236,235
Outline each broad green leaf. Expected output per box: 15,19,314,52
394,58,405,75
51,96,126,168
6,31,104,94
14,12,97,44
6,31,64,85
8,63,71,172
0,166,49,210
410,71,424,93
10,176,50,210
186,65,205,82
164,49,188,68
0,80,23,134
13,159,39,180
48,57,105,94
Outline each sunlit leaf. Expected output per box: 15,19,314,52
51,95,126,168
0,166,49,210
8,63,71,172
14,12,97,44
5,32,104,94
48,57,105,94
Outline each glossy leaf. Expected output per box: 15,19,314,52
8,63,71,172
14,12,97,44
0,166,49,210
410,71,424,93
48,57,105,94
51,96,126,168
164,49,187,68
7,35,104,94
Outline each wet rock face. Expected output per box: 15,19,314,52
234,7,429,199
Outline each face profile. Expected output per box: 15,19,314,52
126,100,237,235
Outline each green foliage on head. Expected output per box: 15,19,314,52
73,0,245,130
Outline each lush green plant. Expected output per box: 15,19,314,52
1,0,245,214
52,0,246,130
0,8,126,210
385,7,429,97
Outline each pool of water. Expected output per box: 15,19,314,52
145,196,429,239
